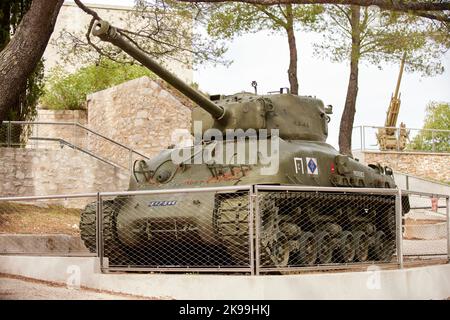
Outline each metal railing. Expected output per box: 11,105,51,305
352,125,450,153
0,186,448,274
0,121,150,173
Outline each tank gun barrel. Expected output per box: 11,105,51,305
91,20,226,120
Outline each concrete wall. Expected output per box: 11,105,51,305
354,151,450,184
0,148,128,205
1,256,450,300
87,76,192,161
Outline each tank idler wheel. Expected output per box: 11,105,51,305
297,232,317,266
338,231,355,263
315,231,333,264
353,231,369,262
372,230,394,262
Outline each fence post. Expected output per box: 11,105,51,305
249,188,255,276
7,121,11,147
97,192,104,270
431,130,435,152
254,187,260,276
447,196,450,263
362,126,366,151
359,126,363,151
396,189,403,269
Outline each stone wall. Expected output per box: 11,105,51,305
36,109,87,124
0,148,129,207
87,76,192,162
355,151,450,184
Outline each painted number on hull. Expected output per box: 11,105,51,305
148,200,177,207
294,158,304,174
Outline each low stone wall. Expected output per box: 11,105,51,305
355,151,450,184
0,148,129,206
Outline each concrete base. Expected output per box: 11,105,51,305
1,256,450,299
0,235,90,255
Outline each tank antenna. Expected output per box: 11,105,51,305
251,81,258,94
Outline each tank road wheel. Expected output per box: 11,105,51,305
353,231,369,262
338,231,355,263
371,231,394,262
259,198,293,268
315,231,333,264
268,232,291,267
297,232,317,266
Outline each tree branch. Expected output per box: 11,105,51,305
177,0,450,22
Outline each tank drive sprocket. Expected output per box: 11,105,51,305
80,200,132,266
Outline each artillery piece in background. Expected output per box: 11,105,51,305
376,53,410,151
80,20,409,269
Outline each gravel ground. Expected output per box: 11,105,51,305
403,239,447,256
0,275,139,300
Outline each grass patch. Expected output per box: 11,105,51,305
0,202,81,235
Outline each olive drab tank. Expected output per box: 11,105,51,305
79,20,409,268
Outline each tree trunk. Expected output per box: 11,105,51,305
285,4,299,95
0,1,11,51
339,5,361,156
0,0,63,124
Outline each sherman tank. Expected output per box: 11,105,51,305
80,20,409,268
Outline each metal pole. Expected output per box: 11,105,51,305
129,148,133,175
95,192,100,257
98,194,104,271
362,126,366,151
431,130,435,152
396,189,404,269
360,126,363,151
249,189,255,276
446,197,450,263
254,187,260,276
405,175,409,191
7,121,11,147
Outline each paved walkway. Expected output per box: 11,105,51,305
0,274,135,300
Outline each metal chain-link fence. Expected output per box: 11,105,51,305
97,186,254,273
254,186,402,273
0,193,98,256
0,186,448,274
403,191,448,260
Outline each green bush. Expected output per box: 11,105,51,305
408,102,450,152
41,59,155,110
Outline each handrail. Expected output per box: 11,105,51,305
28,137,125,169
357,125,450,134
352,125,450,153
7,120,151,160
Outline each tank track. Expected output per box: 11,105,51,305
79,200,131,266
214,191,397,268
214,192,251,265
261,191,397,267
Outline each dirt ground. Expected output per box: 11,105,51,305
0,202,80,235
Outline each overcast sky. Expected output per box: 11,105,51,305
69,0,450,149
